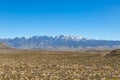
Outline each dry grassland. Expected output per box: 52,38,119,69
0,50,119,80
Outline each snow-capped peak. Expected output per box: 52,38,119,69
57,35,86,41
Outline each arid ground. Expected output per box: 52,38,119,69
0,49,120,80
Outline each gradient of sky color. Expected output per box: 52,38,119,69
0,0,120,40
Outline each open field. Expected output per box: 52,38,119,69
0,50,120,80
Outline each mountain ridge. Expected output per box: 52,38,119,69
0,35,120,50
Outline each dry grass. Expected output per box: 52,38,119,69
0,50,119,80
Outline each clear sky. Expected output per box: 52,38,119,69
0,0,120,40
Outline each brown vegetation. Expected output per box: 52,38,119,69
0,50,119,80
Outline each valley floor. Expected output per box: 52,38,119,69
0,50,119,80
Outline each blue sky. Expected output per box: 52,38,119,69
0,0,120,40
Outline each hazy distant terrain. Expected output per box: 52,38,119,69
1,35,120,50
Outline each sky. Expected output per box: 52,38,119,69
0,0,120,40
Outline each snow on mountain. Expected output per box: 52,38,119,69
55,35,88,41
60,35,83,40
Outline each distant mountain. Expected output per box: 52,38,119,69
0,35,120,50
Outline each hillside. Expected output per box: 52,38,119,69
0,43,16,53
0,43,11,49
105,49,120,57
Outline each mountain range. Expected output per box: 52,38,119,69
0,35,120,50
